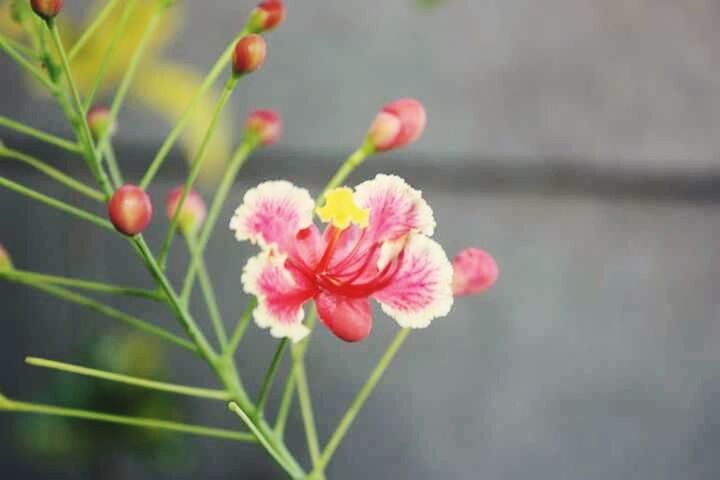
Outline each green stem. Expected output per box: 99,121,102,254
0,176,113,231
157,76,239,268
313,328,411,473
180,137,258,302
26,356,230,401
139,29,249,189
0,33,56,91
2,35,36,58
68,0,123,61
0,116,80,153
256,339,288,417
104,143,124,187
274,368,296,437
184,232,228,348
47,20,112,196
83,0,140,112
0,269,161,300
224,298,257,359
4,277,197,352
0,147,104,201
0,396,254,442
317,140,375,201
294,355,322,468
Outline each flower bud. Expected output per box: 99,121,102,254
108,185,153,236
248,0,286,33
366,98,426,151
452,248,498,296
245,109,282,145
165,186,207,234
30,0,64,21
0,243,13,270
87,106,117,141
232,34,267,76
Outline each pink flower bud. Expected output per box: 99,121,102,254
452,248,498,296
31,0,63,20
367,98,426,151
248,0,286,33
245,109,282,145
87,106,117,141
108,185,153,236
0,243,12,270
165,186,207,234
232,34,267,76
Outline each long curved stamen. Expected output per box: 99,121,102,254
315,226,342,273
329,229,368,273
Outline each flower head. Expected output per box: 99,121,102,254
452,248,498,296
232,34,267,76
0,243,12,270
245,109,282,146
30,0,63,21
87,106,117,141
248,0,286,33
165,186,207,235
230,174,453,343
367,98,427,151
108,185,153,236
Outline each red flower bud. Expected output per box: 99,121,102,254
87,106,117,141
248,0,286,33
232,34,267,76
367,98,426,151
245,109,282,145
31,0,63,20
108,185,153,236
0,243,12,270
452,248,498,296
165,186,207,234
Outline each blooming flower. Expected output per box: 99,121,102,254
452,248,498,296
230,174,454,343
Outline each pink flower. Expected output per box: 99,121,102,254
230,174,454,343
367,98,427,152
452,248,498,296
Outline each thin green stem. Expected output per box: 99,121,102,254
26,356,230,401
68,0,123,61
0,147,104,201
184,233,228,348
0,116,80,153
228,402,302,479
83,0,140,112
317,140,375,201
180,137,258,302
294,358,322,468
157,76,239,268
256,339,288,417
274,368,296,437
0,396,255,442
0,176,113,231
139,30,249,189
3,277,197,352
104,143,124,187
0,33,56,91
2,35,36,58
48,20,112,196
224,298,257,359
313,328,411,473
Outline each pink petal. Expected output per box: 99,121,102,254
315,292,373,342
242,250,316,342
452,248,498,296
374,234,454,328
230,181,315,253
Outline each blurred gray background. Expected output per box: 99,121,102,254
2,0,720,479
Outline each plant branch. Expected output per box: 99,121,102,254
224,298,257,359
68,0,123,61
256,339,288,417
0,33,56,91
0,116,80,153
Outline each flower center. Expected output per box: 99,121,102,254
316,187,369,230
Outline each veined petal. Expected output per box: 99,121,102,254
315,292,373,343
374,234,454,328
242,250,315,342
354,174,436,243
230,181,315,252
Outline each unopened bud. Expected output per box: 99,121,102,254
87,106,117,141
367,98,426,152
245,109,282,146
452,248,498,296
165,186,207,234
30,0,64,21
248,0,286,33
232,34,267,76
0,243,12,270
108,185,153,236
